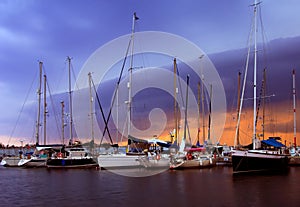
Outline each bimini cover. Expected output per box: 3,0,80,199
261,138,286,148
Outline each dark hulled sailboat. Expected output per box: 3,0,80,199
231,0,289,174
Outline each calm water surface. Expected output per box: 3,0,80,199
1,166,300,207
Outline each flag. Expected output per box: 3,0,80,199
134,12,139,20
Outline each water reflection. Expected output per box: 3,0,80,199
1,166,300,207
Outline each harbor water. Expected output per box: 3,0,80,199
1,166,300,207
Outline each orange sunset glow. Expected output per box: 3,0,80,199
156,99,299,148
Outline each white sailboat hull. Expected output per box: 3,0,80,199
18,157,47,168
170,156,216,169
1,157,21,167
97,154,142,169
138,154,170,168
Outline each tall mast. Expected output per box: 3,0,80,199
197,81,201,145
253,0,258,149
207,84,212,142
67,56,73,145
293,69,297,147
43,75,47,145
183,75,190,141
88,72,95,151
116,77,119,143
201,75,206,144
262,68,266,140
234,1,256,148
61,101,65,145
173,58,178,144
35,61,43,145
127,12,138,137
236,72,241,146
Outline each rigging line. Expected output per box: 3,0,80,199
100,13,138,143
6,69,38,146
71,62,80,92
68,59,83,141
175,65,184,113
255,68,273,136
55,63,67,95
131,21,147,69
176,63,193,144
63,57,80,92
100,37,133,143
255,69,265,129
234,7,255,147
242,94,275,101
175,62,185,109
43,64,63,142
239,128,253,139
120,116,128,144
90,77,113,145
46,77,62,142
258,5,269,69
228,71,242,145
202,79,213,143
203,83,211,127
230,71,240,114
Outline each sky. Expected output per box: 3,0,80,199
0,0,300,146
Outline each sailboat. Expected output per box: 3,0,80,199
134,135,171,168
231,0,289,174
0,62,55,168
46,57,98,169
137,59,184,169
97,12,152,170
0,146,26,167
18,62,65,167
169,74,215,169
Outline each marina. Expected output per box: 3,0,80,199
0,1,299,174
0,0,300,206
